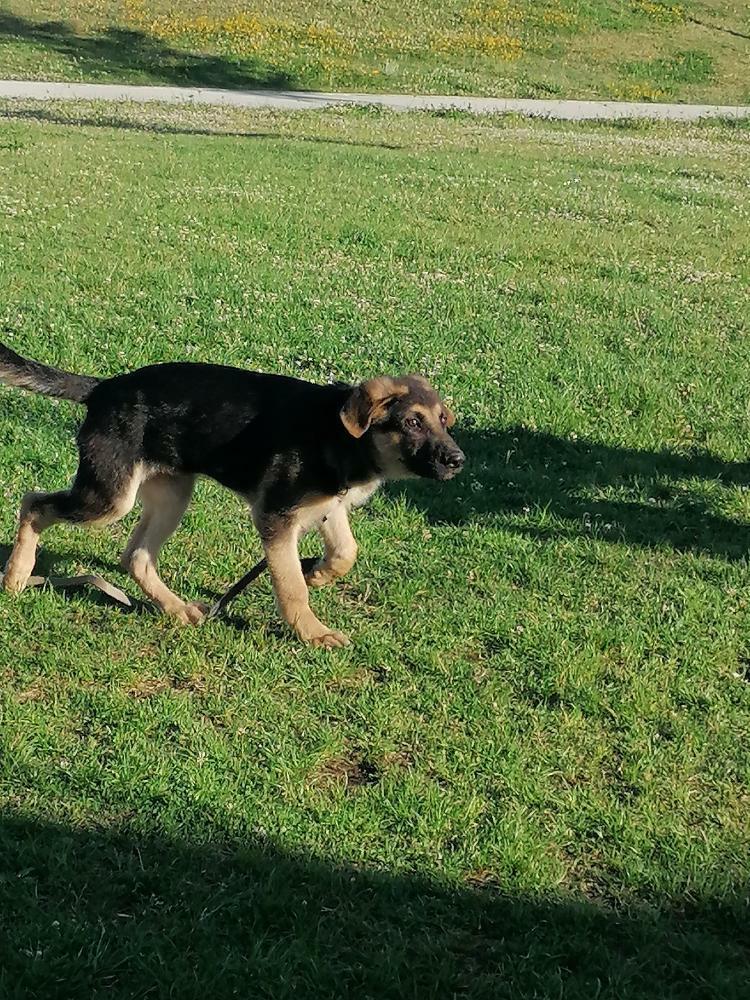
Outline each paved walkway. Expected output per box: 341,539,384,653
0,79,749,120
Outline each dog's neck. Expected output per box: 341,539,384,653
315,384,382,493
323,433,382,493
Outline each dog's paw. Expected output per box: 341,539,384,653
305,566,336,589
1,569,29,594
185,601,209,625
169,600,209,626
293,612,351,649
308,628,351,649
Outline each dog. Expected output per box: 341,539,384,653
0,342,464,646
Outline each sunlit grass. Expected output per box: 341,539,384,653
0,1,747,101
0,102,749,996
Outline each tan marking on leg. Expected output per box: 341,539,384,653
306,504,358,589
2,491,61,593
123,474,202,625
3,466,147,594
89,466,146,527
263,523,350,648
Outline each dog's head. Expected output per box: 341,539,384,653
340,375,465,481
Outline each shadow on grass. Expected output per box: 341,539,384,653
0,812,746,999
394,426,750,561
0,542,148,616
0,542,118,579
3,423,750,588
0,106,407,149
687,15,750,41
0,13,295,90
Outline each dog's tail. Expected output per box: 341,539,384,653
0,341,101,403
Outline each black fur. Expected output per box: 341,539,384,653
0,342,100,403
2,352,462,510
1,344,464,641
82,363,379,507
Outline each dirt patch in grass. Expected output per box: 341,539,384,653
310,752,382,790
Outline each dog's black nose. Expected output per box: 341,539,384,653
444,449,465,470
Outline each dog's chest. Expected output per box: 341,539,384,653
297,479,382,533
342,480,382,511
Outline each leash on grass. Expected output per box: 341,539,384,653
1,572,133,608
206,555,318,619
2,555,320,619
205,557,269,619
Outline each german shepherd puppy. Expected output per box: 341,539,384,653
0,343,464,647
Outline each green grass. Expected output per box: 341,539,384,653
0,1,749,103
1,102,750,997
623,48,717,88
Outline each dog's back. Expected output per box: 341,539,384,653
83,361,349,492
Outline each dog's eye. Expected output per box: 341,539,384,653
405,416,422,430
439,413,447,426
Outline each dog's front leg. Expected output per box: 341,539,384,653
261,524,350,648
306,504,358,588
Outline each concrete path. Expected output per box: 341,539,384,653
0,79,749,120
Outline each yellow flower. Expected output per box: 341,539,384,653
631,1,684,22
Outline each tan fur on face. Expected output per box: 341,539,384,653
340,377,408,439
369,429,412,480
410,401,455,430
403,375,454,424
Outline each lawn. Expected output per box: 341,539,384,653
0,1,749,103
0,102,749,997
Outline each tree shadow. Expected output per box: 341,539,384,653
0,106,407,149
687,15,750,42
0,811,746,999
0,13,295,90
392,426,750,561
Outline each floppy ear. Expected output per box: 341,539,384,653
340,377,407,439
444,405,456,429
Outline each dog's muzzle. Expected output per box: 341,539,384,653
433,447,465,480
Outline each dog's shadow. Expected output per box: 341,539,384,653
6,425,748,627
391,425,750,561
0,543,265,630
0,543,144,613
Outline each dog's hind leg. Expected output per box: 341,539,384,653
3,460,143,594
121,473,202,625
305,504,358,588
